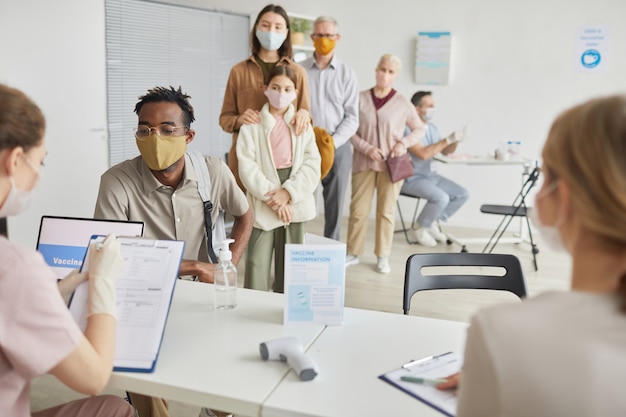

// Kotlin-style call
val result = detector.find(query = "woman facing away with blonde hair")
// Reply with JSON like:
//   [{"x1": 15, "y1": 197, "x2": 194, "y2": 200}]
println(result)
[{"x1": 439, "y1": 94, "x2": 626, "y2": 416}]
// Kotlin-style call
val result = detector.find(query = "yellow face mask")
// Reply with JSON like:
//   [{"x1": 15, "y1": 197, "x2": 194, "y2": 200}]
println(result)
[
  {"x1": 136, "y1": 134, "x2": 187, "y2": 171},
  {"x1": 313, "y1": 37, "x2": 336, "y2": 56}
]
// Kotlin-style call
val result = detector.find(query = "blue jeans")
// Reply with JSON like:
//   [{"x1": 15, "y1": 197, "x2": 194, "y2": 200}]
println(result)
[{"x1": 401, "y1": 174, "x2": 469, "y2": 228}]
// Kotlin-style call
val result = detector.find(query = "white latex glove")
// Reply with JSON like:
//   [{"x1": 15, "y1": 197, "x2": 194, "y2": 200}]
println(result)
[
  {"x1": 445, "y1": 132, "x2": 458, "y2": 145},
  {"x1": 86, "y1": 234, "x2": 123, "y2": 319},
  {"x1": 455, "y1": 128, "x2": 466, "y2": 142},
  {"x1": 57, "y1": 268, "x2": 88, "y2": 297},
  {"x1": 445, "y1": 126, "x2": 467, "y2": 145}
]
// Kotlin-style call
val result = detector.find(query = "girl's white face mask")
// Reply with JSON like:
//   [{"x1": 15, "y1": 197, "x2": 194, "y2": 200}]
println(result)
[
  {"x1": 529, "y1": 181, "x2": 565, "y2": 253},
  {"x1": 264, "y1": 89, "x2": 296, "y2": 110}
]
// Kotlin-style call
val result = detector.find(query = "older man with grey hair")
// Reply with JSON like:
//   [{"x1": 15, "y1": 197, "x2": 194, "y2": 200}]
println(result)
[{"x1": 299, "y1": 16, "x2": 359, "y2": 241}]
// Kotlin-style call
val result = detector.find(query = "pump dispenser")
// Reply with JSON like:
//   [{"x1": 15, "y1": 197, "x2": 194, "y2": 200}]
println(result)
[{"x1": 215, "y1": 239, "x2": 237, "y2": 309}]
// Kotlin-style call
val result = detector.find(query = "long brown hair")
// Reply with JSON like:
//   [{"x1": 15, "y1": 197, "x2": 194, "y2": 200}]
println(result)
[{"x1": 542, "y1": 94, "x2": 626, "y2": 312}]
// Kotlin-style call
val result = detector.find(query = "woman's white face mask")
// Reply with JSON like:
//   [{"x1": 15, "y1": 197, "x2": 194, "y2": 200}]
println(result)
[
  {"x1": 529, "y1": 181, "x2": 565, "y2": 252},
  {"x1": 0, "y1": 154, "x2": 41, "y2": 218}
]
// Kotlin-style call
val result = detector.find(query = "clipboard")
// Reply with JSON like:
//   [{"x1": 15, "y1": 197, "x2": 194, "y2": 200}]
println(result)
[
  {"x1": 379, "y1": 351, "x2": 462, "y2": 417},
  {"x1": 68, "y1": 235, "x2": 185, "y2": 372}
]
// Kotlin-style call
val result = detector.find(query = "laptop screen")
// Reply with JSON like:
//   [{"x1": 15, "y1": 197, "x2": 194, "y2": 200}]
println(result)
[{"x1": 36, "y1": 215, "x2": 144, "y2": 279}]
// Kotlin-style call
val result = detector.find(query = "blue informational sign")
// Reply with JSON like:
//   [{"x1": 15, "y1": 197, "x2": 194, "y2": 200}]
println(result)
[{"x1": 574, "y1": 27, "x2": 610, "y2": 73}]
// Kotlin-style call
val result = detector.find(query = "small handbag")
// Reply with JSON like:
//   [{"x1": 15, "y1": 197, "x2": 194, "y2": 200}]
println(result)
[{"x1": 386, "y1": 153, "x2": 414, "y2": 183}]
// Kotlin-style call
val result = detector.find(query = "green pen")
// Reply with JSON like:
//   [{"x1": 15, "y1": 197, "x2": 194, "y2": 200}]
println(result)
[{"x1": 400, "y1": 375, "x2": 447, "y2": 386}]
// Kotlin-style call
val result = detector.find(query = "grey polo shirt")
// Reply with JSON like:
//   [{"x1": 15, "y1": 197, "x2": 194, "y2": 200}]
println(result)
[{"x1": 94, "y1": 153, "x2": 248, "y2": 263}]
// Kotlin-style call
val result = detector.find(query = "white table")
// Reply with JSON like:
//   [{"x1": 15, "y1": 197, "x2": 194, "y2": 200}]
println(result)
[
  {"x1": 435, "y1": 154, "x2": 534, "y2": 166},
  {"x1": 108, "y1": 281, "x2": 467, "y2": 417},
  {"x1": 435, "y1": 154, "x2": 537, "y2": 250},
  {"x1": 262, "y1": 308, "x2": 467, "y2": 417},
  {"x1": 108, "y1": 280, "x2": 325, "y2": 417}
]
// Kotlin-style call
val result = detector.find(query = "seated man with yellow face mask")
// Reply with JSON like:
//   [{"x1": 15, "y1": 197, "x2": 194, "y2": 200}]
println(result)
[{"x1": 94, "y1": 86, "x2": 254, "y2": 417}]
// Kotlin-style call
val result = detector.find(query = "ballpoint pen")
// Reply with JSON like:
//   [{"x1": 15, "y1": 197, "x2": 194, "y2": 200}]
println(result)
[
  {"x1": 402, "y1": 351, "x2": 453, "y2": 369},
  {"x1": 400, "y1": 375, "x2": 448, "y2": 386}
]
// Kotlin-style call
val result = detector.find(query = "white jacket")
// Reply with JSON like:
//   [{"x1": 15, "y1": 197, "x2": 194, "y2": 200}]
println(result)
[{"x1": 237, "y1": 103, "x2": 321, "y2": 231}]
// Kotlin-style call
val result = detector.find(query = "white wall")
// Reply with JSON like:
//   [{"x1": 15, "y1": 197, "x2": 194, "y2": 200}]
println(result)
[
  {"x1": 0, "y1": 0, "x2": 108, "y2": 247},
  {"x1": 2, "y1": 0, "x2": 626, "y2": 247}
]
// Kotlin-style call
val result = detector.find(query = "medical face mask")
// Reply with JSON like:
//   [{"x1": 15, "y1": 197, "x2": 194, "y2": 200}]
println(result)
[
  {"x1": 529, "y1": 181, "x2": 566, "y2": 252},
  {"x1": 313, "y1": 37, "x2": 336, "y2": 56},
  {"x1": 136, "y1": 134, "x2": 187, "y2": 171},
  {"x1": 0, "y1": 177, "x2": 35, "y2": 217},
  {"x1": 423, "y1": 107, "x2": 436, "y2": 122},
  {"x1": 265, "y1": 89, "x2": 297, "y2": 110},
  {"x1": 0, "y1": 156, "x2": 40, "y2": 217},
  {"x1": 256, "y1": 30, "x2": 287, "y2": 51}
]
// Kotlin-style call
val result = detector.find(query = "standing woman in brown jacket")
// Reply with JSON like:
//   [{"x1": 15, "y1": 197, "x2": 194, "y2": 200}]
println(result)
[{"x1": 220, "y1": 4, "x2": 310, "y2": 189}]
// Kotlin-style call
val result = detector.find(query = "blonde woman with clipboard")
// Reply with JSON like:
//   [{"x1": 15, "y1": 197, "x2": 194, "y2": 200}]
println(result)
[{"x1": 439, "y1": 95, "x2": 626, "y2": 417}]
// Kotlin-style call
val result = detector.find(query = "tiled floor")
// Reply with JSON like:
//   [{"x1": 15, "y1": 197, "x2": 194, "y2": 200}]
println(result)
[{"x1": 30, "y1": 215, "x2": 571, "y2": 416}]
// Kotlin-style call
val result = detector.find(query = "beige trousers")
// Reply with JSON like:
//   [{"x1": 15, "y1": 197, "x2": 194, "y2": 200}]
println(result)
[
  {"x1": 127, "y1": 393, "x2": 231, "y2": 417},
  {"x1": 33, "y1": 395, "x2": 135, "y2": 417},
  {"x1": 347, "y1": 169, "x2": 403, "y2": 257}
]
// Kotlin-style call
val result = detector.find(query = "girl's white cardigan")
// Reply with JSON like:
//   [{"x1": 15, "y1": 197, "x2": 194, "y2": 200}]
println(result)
[{"x1": 236, "y1": 103, "x2": 321, "y2": 231}]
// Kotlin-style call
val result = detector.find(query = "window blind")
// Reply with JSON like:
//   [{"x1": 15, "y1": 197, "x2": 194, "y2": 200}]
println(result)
[{"x1": 105, "y1": 0, "x2": 249, "y2": 166}]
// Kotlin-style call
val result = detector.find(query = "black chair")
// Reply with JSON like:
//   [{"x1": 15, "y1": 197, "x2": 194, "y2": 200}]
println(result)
[
  {"x1": 403, "y1": 253, "x2": 527, "y2": 315},
  {"x1": 395, "y1": 192, "x2": 422, "y2": 244},
  {"x1": 480, "y1": 166, "x2": 541, "y2": 271}
]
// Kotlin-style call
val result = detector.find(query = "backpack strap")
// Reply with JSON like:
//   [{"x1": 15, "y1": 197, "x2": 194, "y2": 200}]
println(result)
[{"x1": 187, "y1": 150, "x2": 218, "y2": 263}]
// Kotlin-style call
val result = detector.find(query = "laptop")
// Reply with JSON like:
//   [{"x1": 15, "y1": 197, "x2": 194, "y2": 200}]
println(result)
[{"x1": 36, "y1": 215, "x2": 144, "y2": 280}]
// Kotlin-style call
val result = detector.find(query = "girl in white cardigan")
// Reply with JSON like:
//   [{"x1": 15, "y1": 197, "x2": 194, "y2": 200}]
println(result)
[{"x1": 237, "y1": 66, "x2": 321, "y2": 293}]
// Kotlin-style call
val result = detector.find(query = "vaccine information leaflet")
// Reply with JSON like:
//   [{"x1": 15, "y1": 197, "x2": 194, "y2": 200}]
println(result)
[{"x1": 284, "y1": 234, "x2": 346, "y2": 325}]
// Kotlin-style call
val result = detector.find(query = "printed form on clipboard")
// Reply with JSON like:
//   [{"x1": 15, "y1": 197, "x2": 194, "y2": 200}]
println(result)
[
  {"x1": 68, "y1": 235, "x2": 185, "y2": 373},
  {"x1": 379, "y1": 351, "x2": 463, "y2": 417}
]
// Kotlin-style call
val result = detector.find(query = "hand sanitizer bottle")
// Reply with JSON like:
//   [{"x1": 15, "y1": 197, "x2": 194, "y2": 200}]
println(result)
[{"x1": 215, "y1": 239, "x2": 237, "y2": 310}]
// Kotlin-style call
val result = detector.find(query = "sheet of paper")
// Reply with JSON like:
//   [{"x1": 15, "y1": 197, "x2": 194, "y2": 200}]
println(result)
[
  {"x1": 380, "y1": 352, "x2": 462, "y2": 417},
  {"x1": 284, "y1": 233, "x2": 346, "y2": 325},
  {"x1": 69, "y1": 236, "x2": 185, "y2": 372}
]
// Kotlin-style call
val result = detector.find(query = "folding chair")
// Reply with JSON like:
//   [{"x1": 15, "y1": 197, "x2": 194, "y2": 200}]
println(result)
[
  {"x1": 395, "y1": 191, "x2": 421, "y2": 244},
  {"x1": 480, "y1": 166, "x2": 541, "y2": 271},
  {"x1": 403, "y1": 253, "x2": 527, "y2": 315}
]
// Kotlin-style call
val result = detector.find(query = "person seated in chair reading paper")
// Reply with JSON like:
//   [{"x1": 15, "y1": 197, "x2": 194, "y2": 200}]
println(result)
[
  {"x1": 402, "y1": 91, "x2": 469, "y2": 247},
  {"x1": 94, "y1": 85, "x2": 254, "y2": 417}
]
